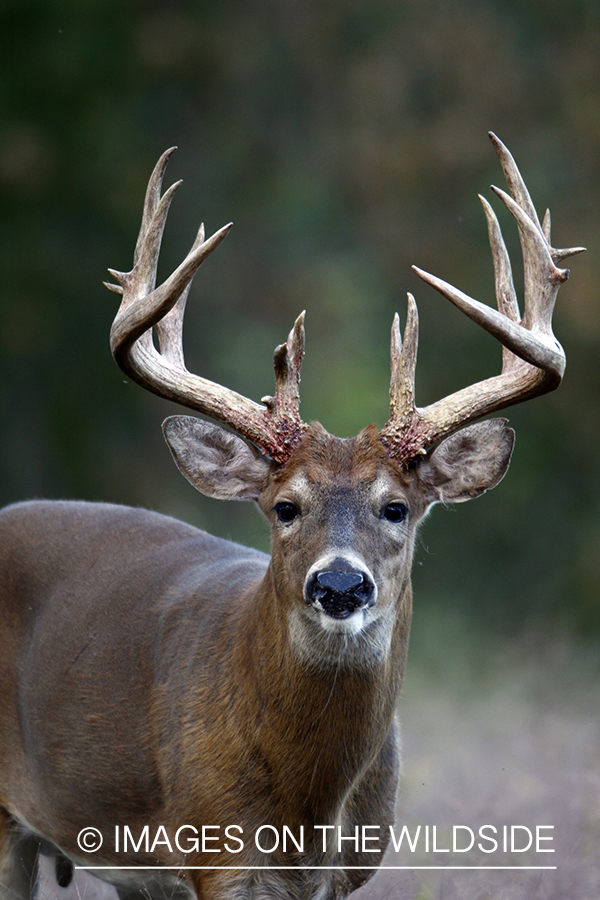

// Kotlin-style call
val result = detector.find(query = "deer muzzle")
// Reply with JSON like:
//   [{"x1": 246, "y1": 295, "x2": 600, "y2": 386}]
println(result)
[{"x1": 305, "y1": 557, "x2": 376, "y2": 619}]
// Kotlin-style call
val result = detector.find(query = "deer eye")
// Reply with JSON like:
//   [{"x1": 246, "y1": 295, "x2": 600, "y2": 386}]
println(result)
[
  {"x1": 274, "y1": 502, "x2": 300, "y2": 523},
  {"x1": 382, "y1": 502, "x2": 409, "y2": 523}
]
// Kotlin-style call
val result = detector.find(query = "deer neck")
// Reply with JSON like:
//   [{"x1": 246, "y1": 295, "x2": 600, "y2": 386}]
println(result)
[{"x1": 233, "y1": 565, "x2": 412, "y2": 822}]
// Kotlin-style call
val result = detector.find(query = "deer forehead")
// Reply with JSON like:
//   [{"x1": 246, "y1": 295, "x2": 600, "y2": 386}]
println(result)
[
  {"x1": 269, "y1": 469, "x2": 409, "y2": 510},
  {"x1": 275, "y1": 422, "x2": 389, "y2": 474}
]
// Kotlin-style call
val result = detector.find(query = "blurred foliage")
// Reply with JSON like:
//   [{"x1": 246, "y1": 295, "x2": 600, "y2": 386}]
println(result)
[{"x1": 0, "y1": 0, "x2": 599, "y2": 635}]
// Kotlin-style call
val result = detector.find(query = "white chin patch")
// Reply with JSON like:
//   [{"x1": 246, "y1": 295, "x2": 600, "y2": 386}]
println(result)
[
  {"x1": 288, "y1": 604, "x2": 392, "y2": 667},
  {"x1": 315, "y1": 606, "x2": 368, "y2": 635}
]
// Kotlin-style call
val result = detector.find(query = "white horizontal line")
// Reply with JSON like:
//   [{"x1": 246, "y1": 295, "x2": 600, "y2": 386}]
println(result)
[{"x1": 76, "y1": 865, "x2": 557, "y2": 871}]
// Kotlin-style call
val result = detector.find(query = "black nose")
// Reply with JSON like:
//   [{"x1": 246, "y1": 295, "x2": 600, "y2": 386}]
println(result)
[{"x1": 305, "y1": 563, "x2": 375, "y2": 619}]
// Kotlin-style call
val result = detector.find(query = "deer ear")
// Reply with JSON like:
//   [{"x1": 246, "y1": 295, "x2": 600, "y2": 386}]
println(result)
[
  {"x1": 162, "y1": 416, "x2": 272, "y2": 501},
  {"x1": 416, "y1": 419, "x2": 515, "y2": 506}
]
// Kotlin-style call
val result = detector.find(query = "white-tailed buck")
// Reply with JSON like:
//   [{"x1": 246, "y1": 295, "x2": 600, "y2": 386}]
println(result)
[{"x1": 0, "y1": 134, "x2": 584, "y2": 900}]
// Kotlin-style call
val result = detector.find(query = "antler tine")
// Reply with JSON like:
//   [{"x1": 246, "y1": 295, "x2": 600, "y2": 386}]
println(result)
[
  {"x1": 263, "y1": 311, "x2": 305, "y2": 420},
  {"x1": 479, "y1": 193, "x2": 521, "y2": 374},
  {"x1": 134, "y1": 146, "x2": 178, "y2": 269},
  {"x1": 479, "y1": 194, "x2": 520, "y2": 322},
  {"x1": 107, "y1": 150, "x2": 309, "y2": 464},
  {"x1": 541, "y1": 208, "x2": 585, "y2": 263},
  {"x1": 380, "y1": 133, "x2": 584, "y2": 465},
  {"x1": 152, "y1": 221, "x2": 206, "y2": 371},
  {"x1": 379, "y1": 298, "x2": 421, "y2": 460},
  {"x1": 490, "y1": 184, "x2": 565, "y2": 337},
  {"x1": 388, "y1": 295, "x2": 418, "y2": 427},
  {"x1": 490, "y1": 132, "x2": 586, "y2": 265},
  {"x1": 410, "y1": 263, "x2": 565, "y2": 376},
  {"x1": 488, "y1": 132, "x2": 542, "y2": 233}
]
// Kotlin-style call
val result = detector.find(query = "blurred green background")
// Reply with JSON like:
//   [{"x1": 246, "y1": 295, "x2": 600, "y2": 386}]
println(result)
[{"x1": 1, "y1": 0, "x2": 598, "y2": 637}]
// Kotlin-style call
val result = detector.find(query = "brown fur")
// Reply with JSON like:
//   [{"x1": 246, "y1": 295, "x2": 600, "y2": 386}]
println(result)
[{"x1": 0, "y1": 419, "x2": 513, "y2": 900}]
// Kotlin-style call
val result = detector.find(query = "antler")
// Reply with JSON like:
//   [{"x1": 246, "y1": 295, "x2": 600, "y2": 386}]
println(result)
[
  {"x1": 379, "y1": 132, "x2": 585, "y2": 464},
  {"x1": 107, "y1": 137, "x2": 583, "y2": 469},
  {"x1": 106, "y1": 148, "x2": 309, "y2": 464}
]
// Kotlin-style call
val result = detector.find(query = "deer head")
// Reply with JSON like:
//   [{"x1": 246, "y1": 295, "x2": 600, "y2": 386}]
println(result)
[{"x1": 105, "y1": 134, "x2": 583, "y2": 658}]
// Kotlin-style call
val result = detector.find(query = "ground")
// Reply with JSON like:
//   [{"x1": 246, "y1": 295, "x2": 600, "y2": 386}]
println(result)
[{"x1": 33, "y1": 618, "x2": 599, "y2": 900}]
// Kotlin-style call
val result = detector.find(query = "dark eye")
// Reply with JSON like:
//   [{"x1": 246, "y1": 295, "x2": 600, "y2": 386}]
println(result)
[
  {"x1": 382, "y1": 502, "x2": 409, "y2": 523},
  {"x1": 274, "y1": 502, "x2": 300, "y2": 523}
]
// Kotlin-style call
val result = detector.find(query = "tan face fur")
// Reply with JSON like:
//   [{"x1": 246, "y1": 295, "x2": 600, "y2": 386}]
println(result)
[
  {"x1": 163, "y1": 416, "x2": 514, "y2": 667},
  {"x1": 257, "y1": 425, "x2": 423, "y2": 665}
]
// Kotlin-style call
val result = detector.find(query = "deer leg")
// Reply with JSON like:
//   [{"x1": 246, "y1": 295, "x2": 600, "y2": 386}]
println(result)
[
  {"x1": 0, "y1": 808, "x2": 40, "y2": 900},
  {"x1": 54, "y1": 854, "x2": 73, "y2": 889}
]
